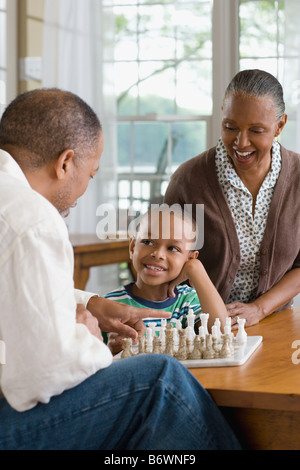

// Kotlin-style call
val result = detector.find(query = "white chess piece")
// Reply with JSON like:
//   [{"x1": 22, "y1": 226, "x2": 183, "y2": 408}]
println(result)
[
  {"x1": 186, "y1": 308, "x2": 195, "y2": 341},
  {"x1": 236, "y1": 317, "x2": 247, "y2": 344},
  {"x1": 213, "y1": 318, "x2": 222, "y2": 341},
  {"x1": 145, "y1": 326, "x2": 154, "y2": 352},
  {"x1": 200, "y1": 313, "x2": 209, "y2": 336},
  {"x1": 224, "y1": 317, "x2": 234, "y2": 339}
]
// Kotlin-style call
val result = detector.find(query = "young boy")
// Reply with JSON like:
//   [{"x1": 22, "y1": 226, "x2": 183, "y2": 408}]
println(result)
[{"x1": 105, "y1": 205, "x2": 228, "y2": 353}]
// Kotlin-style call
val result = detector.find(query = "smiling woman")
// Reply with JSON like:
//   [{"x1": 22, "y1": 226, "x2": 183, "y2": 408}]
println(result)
[{"x1": 165, "y1": 69, "x2": 300, "y2": 329}]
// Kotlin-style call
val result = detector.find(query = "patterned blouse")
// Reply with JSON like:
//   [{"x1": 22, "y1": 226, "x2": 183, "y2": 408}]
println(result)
[{"x1": 215, "y1": 138, "x2": 281, "y2": 303}]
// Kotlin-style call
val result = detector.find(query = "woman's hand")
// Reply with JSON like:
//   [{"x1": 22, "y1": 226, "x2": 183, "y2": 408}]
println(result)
[{"x1": 226, "y1": 301, "x2": 264, "y2": 329}]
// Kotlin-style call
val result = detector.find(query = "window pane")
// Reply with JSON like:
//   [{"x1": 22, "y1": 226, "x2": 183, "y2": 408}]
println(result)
[
  {"x1": 114, "y1": 6, "x2": 137, "y2": 61},
  {"x1": 239, "y1": 57, "x2": 283, "y2": 81},
  {"x1": 172, "y1": 121, "x2": 207, "y2": 168},
  {"x1": 176, "y1": 60, "x2": 212, "y2": 115},
  {"x1": 115, "y1": 62, "x2": 138, "y2": 115},
  {"x1": 174, "y1": 2, "x2": 212, "y2": 60},
  {"x1": 239, "y1": 1, "x2": 281, "y2": 58},
  {"x1": 0, "y1": 11, "x2": 6, "y2": 69},
  {"x1": 138, "y1": 5, "x2": 176, "y2": 61},
  {"x1": 117, "y1": 122, "x2": 131, "y2": 169},
  {"x1": 0, "y1": 0, "x2": 6, "y2": 11},
  {"x1": 133, "y1": 122, "x2": 169, "y2": 171},
  {"x1": 139, "y1": 61, "x2": 176, "y2": 114}
]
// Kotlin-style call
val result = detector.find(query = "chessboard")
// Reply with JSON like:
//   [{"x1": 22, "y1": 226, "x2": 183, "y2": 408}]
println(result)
[{"x1": 113, "y1": 313, "x2": 263, "y2": 368}]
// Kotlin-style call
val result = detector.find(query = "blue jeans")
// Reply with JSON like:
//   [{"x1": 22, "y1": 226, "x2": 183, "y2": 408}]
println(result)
[{"x1": 0, "y1": 354, "x2": 240, "y2": 450}]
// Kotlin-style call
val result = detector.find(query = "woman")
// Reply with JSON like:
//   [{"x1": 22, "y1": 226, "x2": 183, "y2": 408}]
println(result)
[{"x1": 164, "y1": 69, "x2": 300, "y2": 327}]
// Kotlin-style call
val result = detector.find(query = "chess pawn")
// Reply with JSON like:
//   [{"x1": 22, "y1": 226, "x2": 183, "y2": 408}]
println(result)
[
  {"x1": 212, "y1": 318, "x2": 222, "y2": 341},
  {"x1": 164, "y1": 330, "x2": 175, "y2": 357},
  {"x1": 236, "y1": 317, "x2": 247, "y2": 344},
  {"x1": 152, "y1": 335, "x2": 162, "y2": 354},
  {"x1": 145, "y1": 326, "x2": 153, "y2": 352},
  {"x1": 220, "y1": 334, "x2": 233, "y2": 358},
  {"x1": 175, "y1": 329, "x2": 188, "y2": 360},
  {"x1": 199, "y1": 336, "x2": 206, "y2": 355},
  {"x1": 212, "y1": 336, "x2": 220, "y2": 358},
  {"x1": 198, "y1": 325, "x2": 205, "y2": 339},
  {"x1": 189, "y1": 336, "x2": 202, "y2": 359},
  {"x1": 203, "y1": 334, "x2": 215, "y2": 359},
  {"x1": 224, "y1": 317, "x2": 234, "y2": 340},
  {"x1": 138, "y1": 335, "x2": 145, "y2": 354},
  {"x1": 121, "y1": 338, "x2": 134, "y2": 358}
]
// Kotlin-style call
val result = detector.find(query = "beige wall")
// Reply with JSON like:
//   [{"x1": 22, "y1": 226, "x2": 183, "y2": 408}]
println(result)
[{"x1": 18, "y1": 0, "x2": 44, "y2": 93}]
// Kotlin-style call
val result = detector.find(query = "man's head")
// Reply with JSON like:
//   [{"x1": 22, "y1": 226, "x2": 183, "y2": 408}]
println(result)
[{"x1": 0, "y1": 89, "x2": 103, "y2": 217}]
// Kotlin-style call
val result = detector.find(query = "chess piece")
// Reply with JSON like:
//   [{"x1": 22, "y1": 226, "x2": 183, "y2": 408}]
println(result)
[
  {"x1": 203, "y1": 334, "x2": 215, "y2": 359},
  {"x1": 212, "y1": 318, "x2": 222, "y2": 341},
  {"x1": 198, "y1": 326, "x2": 205, "y2": 339},
  {"x1": 188, "y1": 336, "x2": 202, "y2": 359},
  {"x1": 219, "y1": 334, "x2": 233, "y2": 358},
  {"x1": 145, "y1": 326, "x2": 154, "y2": 352},
  {"x1": 175, "y1": 329, "x2": 188, "y2": 360},
  {"x1": 200, "y1": 313, "x2": 209, "y2": 336},
  {"x1": 164, "y1": 323, "x2": 175, "y2": 356},
  {"x1": 121, "y1": 338, "x2": 134, "y2": 358},
  {"x1": 236, "y1": 317, "x2": 247, "y2": 344},
  {"x1": 138, "y1": 335, "x2": 145, "y2": 354},
  {"x1": 212, "y1": 336, "x2": 220, "y2": 358},
  {"x1": 152, "y1": 335, "x2": 162, "y2": 354},
  {"x1": 186, "y1": 308, "x2": 195, "y2": 341}
]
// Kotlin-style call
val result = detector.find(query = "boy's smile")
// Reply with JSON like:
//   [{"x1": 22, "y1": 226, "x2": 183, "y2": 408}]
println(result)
[{"x1": 129, "y1": 210, "x2": 198, "y2": 301}]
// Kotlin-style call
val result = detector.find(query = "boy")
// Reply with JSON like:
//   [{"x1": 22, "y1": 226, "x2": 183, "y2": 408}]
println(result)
[{"x1": 105, "y1": 205, "x2": 228, "y2": 353}]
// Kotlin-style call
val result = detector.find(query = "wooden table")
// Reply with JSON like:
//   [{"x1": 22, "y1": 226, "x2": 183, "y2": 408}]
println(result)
[
  {"x1": 190, "y1": 307, "x2": 300, "y2": 450},
  {"x1": 70, "y1": 234, "x2": 134, "y2": 290}
]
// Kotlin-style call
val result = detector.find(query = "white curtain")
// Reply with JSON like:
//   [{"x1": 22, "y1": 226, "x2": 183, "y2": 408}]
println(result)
[
  {"x1": 282, "y1": 0, "x2": 300, "y2": 154},
  {"x1": 42, "y1": 0, "x2": 117, "y2": 234},
  {"x1": 42, "y1": 0, "x2": 119, "y2": 295}
]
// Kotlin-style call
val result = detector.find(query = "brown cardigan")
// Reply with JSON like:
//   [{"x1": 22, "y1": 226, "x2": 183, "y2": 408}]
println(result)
[{"x1": 164, "y1": 145, "x2": 300, "y2": 307}]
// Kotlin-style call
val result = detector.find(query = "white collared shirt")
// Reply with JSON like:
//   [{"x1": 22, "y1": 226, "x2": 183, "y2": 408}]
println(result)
[
  {"x1": 215, "y1": 139, "x2": 281, "y2": 303},
  {"x1": 0, "y1": 150, "x2": 112, "y2": 412}
]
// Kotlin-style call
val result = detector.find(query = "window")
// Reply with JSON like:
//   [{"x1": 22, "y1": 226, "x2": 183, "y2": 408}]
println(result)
[
  {"x1": 238, "y1": 0, "x2": 300, "y2": 151},
  {"x1": 104, "y1": 0, "x2": 213, "y2": 214},
  {"x1": 104, "y1": 0, "x2": 299, "y2": 213},
  {"x1": 0, "y1": 0, "x2": 17, "y2": 117}
]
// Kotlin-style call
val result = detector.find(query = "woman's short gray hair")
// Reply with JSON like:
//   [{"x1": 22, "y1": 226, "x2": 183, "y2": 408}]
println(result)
[{"x1": 223, "y1": 69, "x2": 286, "y2": 121}]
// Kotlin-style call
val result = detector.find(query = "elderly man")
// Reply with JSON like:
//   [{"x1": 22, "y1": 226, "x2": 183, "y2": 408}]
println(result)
[{"x1": 0, "y1": 89, "x2": 239, "y2": 450}]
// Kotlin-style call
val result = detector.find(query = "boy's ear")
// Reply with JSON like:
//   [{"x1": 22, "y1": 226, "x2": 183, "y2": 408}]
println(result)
[
  {"x1": 188, "y1": 250, "x2": 199, "y2": 260},
  {"x1": 129, "y1": 236, "x2": 136, "y2": 260}
]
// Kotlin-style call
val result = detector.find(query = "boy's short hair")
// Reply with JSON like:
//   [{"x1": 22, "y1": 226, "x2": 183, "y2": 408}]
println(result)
[{"x1": 133, "y1": 203, "x2": 198, "y2": 251}]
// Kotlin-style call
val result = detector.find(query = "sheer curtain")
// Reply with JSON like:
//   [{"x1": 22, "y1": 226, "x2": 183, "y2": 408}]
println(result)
[
  {"x1": 42, "y1": 0, "x2": 119, "y2": 294},
  {"x1": 42, "y1": 0, "x2": 117, "y2": 234}
]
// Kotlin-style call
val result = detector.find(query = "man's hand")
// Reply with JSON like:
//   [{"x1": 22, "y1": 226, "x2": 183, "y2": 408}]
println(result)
[
  {"x1": 86, "y1": 296, "x2": 171, "y2": 342},
  {"x1": 76, "y1": 304, "x2": 103, "y2": 340}
]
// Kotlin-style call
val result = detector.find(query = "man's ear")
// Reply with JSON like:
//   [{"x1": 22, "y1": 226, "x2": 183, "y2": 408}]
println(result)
[
  {"x1": 188, "y1": 250, "x2": 199, "y2": 260},
  {"x1": 53, "y1": 149, "x2": 75, "y2": 180},
  {"x1": 129, "y1": 236, "x2": 136, "y2": 260}
]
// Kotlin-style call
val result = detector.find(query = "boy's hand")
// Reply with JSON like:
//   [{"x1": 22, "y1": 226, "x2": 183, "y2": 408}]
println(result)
[{"x1": 167, "y1": 259, "x2": 202, "y2": 298}]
